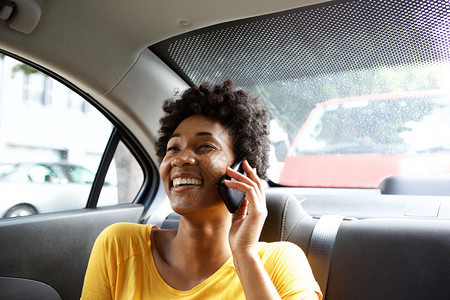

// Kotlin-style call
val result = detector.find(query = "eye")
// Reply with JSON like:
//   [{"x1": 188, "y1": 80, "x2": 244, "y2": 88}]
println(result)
[
  {"x1": 166, "y1": 146, "x2": 179, "y2": 152},
  {"x1": 200, "y1": 144, "x2": 214, "y2": 149},
  {"x1": 198, "y1": 144, "x2": 216, "y2": 151}
]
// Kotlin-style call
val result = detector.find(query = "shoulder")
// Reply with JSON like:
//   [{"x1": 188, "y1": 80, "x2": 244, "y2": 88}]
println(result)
[
  {"x1": 257, "y1": 241, "x2": 306, "y2": 258},
  {"x1": 95, "y1": 222, "x2": 157, "y2": 250},
  {"x1": 257, "y1": 242, "x2": 322, "y2": 299},
  {"x1": 98, "y1": 222, "x2": 153, "y2": 238},
  {"x1": 257, "y1": 241, "x2": 311, "y2": 274}
]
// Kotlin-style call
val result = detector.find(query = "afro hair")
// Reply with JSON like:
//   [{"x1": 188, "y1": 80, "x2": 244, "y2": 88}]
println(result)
[{"x1": 155, "y1": 80, "x2": 270, "y2": 179}]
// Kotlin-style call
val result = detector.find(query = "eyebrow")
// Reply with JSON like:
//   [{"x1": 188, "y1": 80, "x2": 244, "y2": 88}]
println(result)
[
  {"x1": 169, "y1": 131, "x2": 213, "y2": 140},
  {"x1": 196, "y1": 132, "x2": 213, "y2": 137}
]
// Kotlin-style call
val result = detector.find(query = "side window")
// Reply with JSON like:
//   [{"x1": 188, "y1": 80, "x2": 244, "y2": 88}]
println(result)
[
  {"x1": 0, "y1": 55, "x2": 144, "y2": 218},
  {"x1": 98, "y1": 141, "x2": 144, "y2": 206}
]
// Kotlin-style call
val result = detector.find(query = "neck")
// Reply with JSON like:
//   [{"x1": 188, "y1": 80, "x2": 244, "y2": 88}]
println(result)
[
  {"x1": 173, "y1": 215, "x2": 232, "y2": 262},
  {"x1": 151, "y1": 208, "x2": 234, "y2": 290}
]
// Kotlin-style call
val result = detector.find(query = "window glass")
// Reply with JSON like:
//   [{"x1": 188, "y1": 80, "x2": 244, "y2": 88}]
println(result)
[
  {"x1": 293, "y1": 94, "x2": 450, "y2": 156},
  {"x1": 0, "y1": 55, "x2": 142, "y2": 218},
  {"x1": 66, "y1": 165, "x2": 96, "y2": 184},
  {"x1": 0, "y1": 163, "x2": 17, "y2": 178},
  {"x1": 259, "y1": 67, "x2": 450, "y2": 188},
  {"x1": 152, "y1": 0, "x2": 450, "y2": 188},
  {"x1": 98, "y1": 141, "x2": 144, "y2": 206}
]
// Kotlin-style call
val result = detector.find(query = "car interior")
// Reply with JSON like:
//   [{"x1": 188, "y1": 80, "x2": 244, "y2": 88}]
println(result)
[{"x1": 1, "y1": 0, "x2": 450, "y2": 299}]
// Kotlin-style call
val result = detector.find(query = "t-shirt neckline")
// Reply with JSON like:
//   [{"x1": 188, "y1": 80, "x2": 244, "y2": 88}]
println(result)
[{"x1": 148, "y1": 226, "x2": 234, "y2": 296}]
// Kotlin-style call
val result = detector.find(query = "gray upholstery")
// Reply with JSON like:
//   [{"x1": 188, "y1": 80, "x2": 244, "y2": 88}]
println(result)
[
  {"x1": 0, "y1": 205, "x2": 144, "y2": 300},
  {"x1": 0, "y1": 277, "x2": 62, "y2": 300},
  {"x1": 379, "y1": 175, "x2": 450, "y2": 196},
  {"x1": 161, "y1": 192, "x2": 450, "y2": 300},
  {"x1": 326, "y1": 218, "x2": 450, "y2": 300},
  {"x1": 161, "y1": 212, "x2": 181, "y2": 229},
  {"x1": 161, "y1": 192, "x2": 315, "y2": 250},
  {"x1": 260, "y1": 192, "x2": 316, "y2": 254}
]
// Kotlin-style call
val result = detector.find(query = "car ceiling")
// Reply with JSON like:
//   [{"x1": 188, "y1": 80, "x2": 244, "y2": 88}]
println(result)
[{"x1": 0, "y1": 0, "x2": 330, "y2": 96}]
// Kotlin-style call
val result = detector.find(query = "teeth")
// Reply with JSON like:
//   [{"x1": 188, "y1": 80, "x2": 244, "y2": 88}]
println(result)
[{"x1": 173, "y1": 178, "x2": 201, "y2": 188}]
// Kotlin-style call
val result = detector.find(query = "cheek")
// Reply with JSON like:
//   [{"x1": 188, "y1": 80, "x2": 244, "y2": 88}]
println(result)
[
  {"x1": 159, "y1": 159, "x2": 170, "y2": 183},
  {"x1": 201, "y1": 153, "x2": 233, "y2": 182}
]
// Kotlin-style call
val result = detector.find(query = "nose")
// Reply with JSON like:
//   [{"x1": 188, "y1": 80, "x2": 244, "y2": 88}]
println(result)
[{"x1": 171, "y1": 150, "x2": 196, "y2": 167}]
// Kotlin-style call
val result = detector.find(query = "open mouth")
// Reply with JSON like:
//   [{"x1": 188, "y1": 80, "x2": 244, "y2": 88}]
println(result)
[{"x1": 172, "y1": 177, "x2": 202, "y2": 188}]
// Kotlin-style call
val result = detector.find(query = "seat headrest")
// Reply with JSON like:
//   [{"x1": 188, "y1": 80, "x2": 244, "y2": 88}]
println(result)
[
  {"x1": 379, "y1": 175, "x2": 450, "y2": 196},
  {"x1": 161, "y1": 192, "x2": 311, "y2": 243},
  {"x1": 260, "y1": 192, "x2": 309, "y2": 242}
]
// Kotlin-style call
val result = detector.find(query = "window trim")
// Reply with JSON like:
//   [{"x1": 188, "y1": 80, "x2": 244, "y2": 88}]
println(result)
[{"x1": 86, "y1": 128, "x2": 120, "y2": 208}]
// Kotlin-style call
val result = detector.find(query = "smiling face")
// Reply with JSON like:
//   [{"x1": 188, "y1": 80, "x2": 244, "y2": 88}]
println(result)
[{"x1": 159, "y1": 115, "x2": 236, "y2": 217}]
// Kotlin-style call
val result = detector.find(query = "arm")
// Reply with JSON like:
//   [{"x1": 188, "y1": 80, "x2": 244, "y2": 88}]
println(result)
[
  {"x1": 226, "y1": 161, "x2": 320, "y2": 300},
  {"x1": 233, "y1": 239, "x2": 320, "y2": 300},
  {"x1": 225, "y1": 160, "x2": 279, "y2": 299},
  {"x1": 232, "y1": 245, "x2": 281, "y2": 299}
]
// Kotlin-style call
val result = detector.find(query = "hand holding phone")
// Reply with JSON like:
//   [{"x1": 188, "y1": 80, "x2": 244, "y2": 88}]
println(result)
[{"x1": 217, "y1": 159, "x2": 247, "y2": 213}]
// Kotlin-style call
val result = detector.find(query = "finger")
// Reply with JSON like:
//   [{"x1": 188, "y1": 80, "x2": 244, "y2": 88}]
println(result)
[
  {"x1": 224, "y1": 179, "x2": 264, "y2": 215},
  {"x1": 226, "y1": 165, "x2": 250, "y2": 182},
  {"x1": 226, "y1": 161, "x2": 262, "y2": 197},
  {"x1": 224, "y1": 179, "x2": 259, "y2": 200},
  {"x1": 226, "y1": 167, "x2": 261, "y2": 198},
  {"x1": 225, "y1": 160, "x2": 266, "y2": 208},
  {"x1": 239, "y1": 160, "x2": 265, "y2": 206},
  {"x1": 242, "y1": 160, "x2": 264, "y2": 197},
  {"x1": 233, "y1": 199, "x2": 248, "y2": 223}
]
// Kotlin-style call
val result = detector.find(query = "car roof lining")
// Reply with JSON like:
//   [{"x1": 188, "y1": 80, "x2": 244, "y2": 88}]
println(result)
[{"x1": 0, "y1": 0, "x2": 329, "y2": 97}]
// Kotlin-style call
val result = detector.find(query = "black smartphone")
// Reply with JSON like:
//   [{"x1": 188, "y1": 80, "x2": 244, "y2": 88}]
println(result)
[{"x1": 217, "y1": 159, "x2": 247, "y2": 213}]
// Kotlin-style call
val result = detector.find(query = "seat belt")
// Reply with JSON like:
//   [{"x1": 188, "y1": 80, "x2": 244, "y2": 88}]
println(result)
[{"x1": 307, "y1": 215, "x2": 344, "y2": 299}]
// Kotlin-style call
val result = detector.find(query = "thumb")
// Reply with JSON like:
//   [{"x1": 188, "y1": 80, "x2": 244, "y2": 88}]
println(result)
[{"x1": 232, "y1": 199, "x2": 248, "y2": 223}]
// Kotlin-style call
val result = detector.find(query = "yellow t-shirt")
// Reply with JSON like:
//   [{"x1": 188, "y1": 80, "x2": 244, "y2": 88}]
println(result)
[{"x1": 81, "y1": 223, "x2": 322, "y2": 300}]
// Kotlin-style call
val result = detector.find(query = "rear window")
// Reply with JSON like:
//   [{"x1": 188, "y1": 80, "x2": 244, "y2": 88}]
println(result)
[
  {"x1": 151, "y1": 0, "x2": 450, "y2": 188},
  {"x1": 294, "y1": 93, "x2": 450, "y2": 156}
]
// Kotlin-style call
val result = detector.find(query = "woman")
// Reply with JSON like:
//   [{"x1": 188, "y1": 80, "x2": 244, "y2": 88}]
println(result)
[{"x1": 81, "y1": 80, "x2": 322, "y2": 299}]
